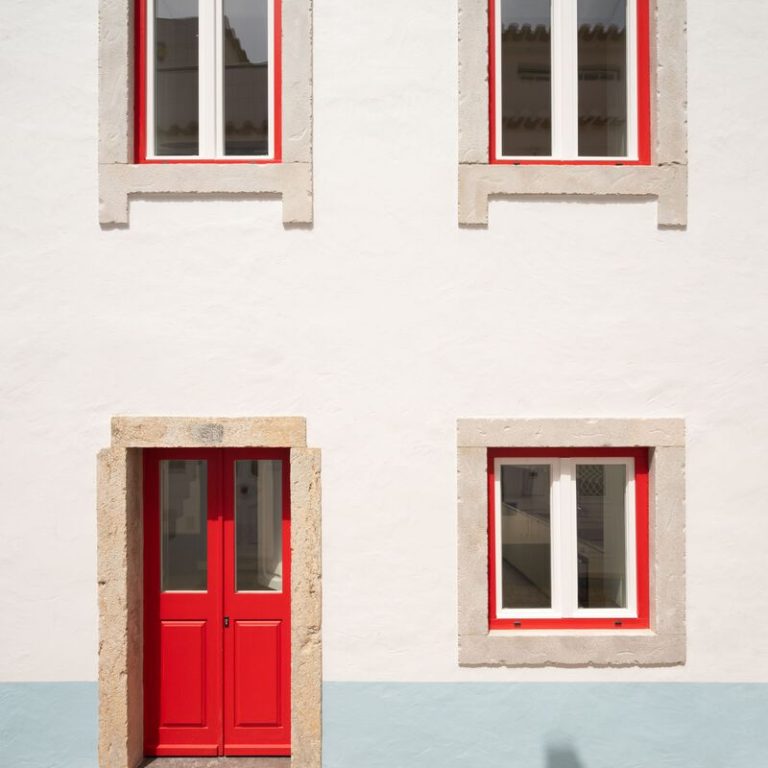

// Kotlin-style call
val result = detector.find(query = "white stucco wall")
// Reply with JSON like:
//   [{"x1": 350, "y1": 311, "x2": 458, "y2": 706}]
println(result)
[{"x1": 1, "y1": 0, "x2": 767, "y2": 687}]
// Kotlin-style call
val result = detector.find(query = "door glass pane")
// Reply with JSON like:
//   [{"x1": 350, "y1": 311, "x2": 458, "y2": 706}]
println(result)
[
  {"x1": 223, "y1": 0, "x2": 270, "y2": 156},
  {"x1": 154, "y1": 0, "x2": 199, "y2": 156},
  {"x1": 576, "y1": 464, "x2": 627, "y2": 608},
  {"x1": 499, "y1": 0, "x2": 552, "y2": 157},
  {"x1": 499, "y1": 464, "x2": 552, "y2": 608},
  {"x1": 160, "y1": 460, "x2": 207, "y2": 591},
  {"x1": 235, "y1": 460, "x2": 283, "y2": 591},
  {"x1": 578, "y1": 0, "x2": 628, "y2": 156}
]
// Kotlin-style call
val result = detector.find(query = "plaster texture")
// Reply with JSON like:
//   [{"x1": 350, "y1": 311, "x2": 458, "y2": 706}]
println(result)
[
  {"x1": 458, "y1": 0, "x2": 688, "y2": 226},
  {"x1": 457, "y1": 419, "x2": 685, "y2": 667},
  {"x1": 96, "y1": 418, "x2": 321, "y2": 768},
  {"x1": 2, "y1": 0, "x2": 768, "y2": 695},
  {"x1": 98, "y1": 0, "x2": 313, "y2": 224}
]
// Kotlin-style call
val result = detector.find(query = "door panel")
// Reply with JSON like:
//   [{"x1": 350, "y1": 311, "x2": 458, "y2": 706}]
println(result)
[
  {"x1": 144, "y1": 448, "x2": 290, "y2": 757},
  {"x1": 223, "y1": 452, "x2": 291, "y2": 755},
  {"x1": 144, "y1": 451, "x2": 223, "y2": 756},
  {"x1": 159, "y1": 621, "x2": 208, "y2": 727},
  {"x1": 233, "y1": 620, "x2": 281, "y2": 726}
]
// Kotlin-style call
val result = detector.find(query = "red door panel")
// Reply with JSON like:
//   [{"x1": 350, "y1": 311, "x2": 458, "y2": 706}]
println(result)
[
  {"x1": 144, "y1": 449, "x2": 223, "y2": 756},
  {"x1": 159, "y1": 621, "x2": 208, "y2": 727},
  {"x1": 144, "y1": 448, "x2": 290, "y2": 758},
  {"x1": 223, "y1": 449, "x2": 291, "y2": 755},
  {"x1": 233, "y1": 621, "x2": 281, "y2": 726}
]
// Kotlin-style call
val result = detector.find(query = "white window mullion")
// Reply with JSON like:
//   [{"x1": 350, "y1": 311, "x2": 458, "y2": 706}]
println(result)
[
  {"x1": 624, "y1": 459, "x2": 638, "y2": 616},
  {"x1": 626, "y1": 0, "x2": 638, "y2": 160},
  {"x1": 214, "y1": 0, "x2": 224, "y2": 157},
  {"x1": 553, "y1": 0, "x2": 579, "y2": 159},
  {"x1": 559, "y1": 459, "x2": 578, "y2": 617},
  {"x1": 267, "y1": 0, "x2": 275, "y2": 159},
  {"x1": 198, "y1": 0, "x2": 217, "y2": 158},
  {"x1": 146, "y1": 0, "x2": 157, "y2": 157},
  {"x1": 549, "y1": 459, "x2": 563, "y2": 616}
]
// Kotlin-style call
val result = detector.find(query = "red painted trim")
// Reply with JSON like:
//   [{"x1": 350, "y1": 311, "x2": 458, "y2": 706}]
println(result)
[
  {"x1": 135, "y1": 0, "x2": 283, "y2": 164},
  {"x1": 488, "y1": 0, "x2": 497, "y2": 167},
  {"x1": 144, "y1": 448, "x2": 292, "y2": 757},
  {"x1": 143, "y1": 448, "x2": 224, "y2": 754},
  {"x1": 489, "y1": 0, "x2": 651, "y2": 165},
  {"x1": 135, "y1": 0, "x2": 147, "y2": 163},
  {"x1": 635, "y1": 0, "x2": 651, "y2": 164},
  {"x1": 222, "y1": 448, "x2": 291, "y2": 755},
  {"x1": 488, "y1": 447, "x2": 650, "y2": 630}
]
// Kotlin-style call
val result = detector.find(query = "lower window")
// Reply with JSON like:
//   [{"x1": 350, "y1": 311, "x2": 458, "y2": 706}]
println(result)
[{"x1": 489, "y1": 448, "x2": 649, "y2": 629}]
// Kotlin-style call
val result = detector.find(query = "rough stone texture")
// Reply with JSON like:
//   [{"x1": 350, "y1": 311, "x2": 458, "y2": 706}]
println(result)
[
  {"x1": 458, "y1": 417, "x2": 685, "y2": 448},
  {"x1": 456, "y1": 418, "x2": 686, "y2": 667},
  {"x1": 99, "y1": 163, "x2": 313, "y2": 226},
  {"x1": 98, "y1": 0, "x2": 312, "y2": 224},
  {"x1": 97, "y1": 418, "x2": 321, "y2": 768},
  {"x1": 458, "y1": 164, "x2": 687, "y2": 227},
  {"x1": 290, "y1": 449, "x2": 322, "y2": 768},
  {"x1": 111, "y1": 416, "x2": 307, "y2": 449},
  {"x1": 457, "y1": 0, "x2": 488, "y2": 164},
  {"x1": 98, "y1": 448, "x2": 143, "y2": 768},
  {"x1": 282, "y1": 0, "x2": 313, "y2": 164},
  {"x1": 457, "y1": 0, "x2": 688, "y2": 227}
]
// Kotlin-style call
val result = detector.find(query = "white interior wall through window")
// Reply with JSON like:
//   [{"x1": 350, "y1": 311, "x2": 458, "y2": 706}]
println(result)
[
  {"x1": 495, "y1": 0, "x2": 638, "y2": 161},
  {"x1": 147, "y1": 0, "x2": 275, "y2": 160},
  {"x1": 493, "y1": 457, "x2": 637, "y2": 620}
]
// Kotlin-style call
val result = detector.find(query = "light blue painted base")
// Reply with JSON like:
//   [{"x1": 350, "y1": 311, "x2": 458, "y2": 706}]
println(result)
[
  {"x1": 0, "y1": 682, "x2": 97, "y2": 768},
  {"x1": 324, "y1": 683, "x2": 768, "y2": 768},
  {"x1": 2, "y1": 682, "x2": 767, "y2": 768}
]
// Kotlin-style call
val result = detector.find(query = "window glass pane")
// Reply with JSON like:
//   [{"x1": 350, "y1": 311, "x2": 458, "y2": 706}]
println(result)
[
  {"x1": 154, "y1": 0, "x2": 199, "y2": 155},
  {"x1": 577, "y1": 0, "x2": 628, "y2": 156},
  {"x1": 223, "y1": 0, "x2": 270, "y2": 156},
  {"x1": 500, "y1": 464, "x2": 552, "y2": 608},
  {"x1": 161, "y1": 460, "x2": 207, "y2": 591},
  {"x1": 576, "y1": 464, "x2": 627, "y2": 608},
  {"x1": 235, "y1": 460, "x2": 283, "y2": 591},
  {"x1": 499, "y1": 0, "x2": 552, "y2": 157}
]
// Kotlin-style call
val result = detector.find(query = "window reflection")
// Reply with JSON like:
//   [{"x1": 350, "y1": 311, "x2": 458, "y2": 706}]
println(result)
[
  {"x1": 500, "y1": 464, "x2": 552, "y2": 608},
  {"x1": 235, "y1": 460, "x2": 283, "y2": 592},
  {"x1": 577, "y1": 0, "x2": 628, "y2": 156},
  {"x1": 499, "y1": 0, "x2": 552, "y2": 157},
  {"x1": 223, "y1": 0, "x2": 270, "y2": 156},
  {"x1": 154, "y1": 0, "x2": 199, "y2": 155}
]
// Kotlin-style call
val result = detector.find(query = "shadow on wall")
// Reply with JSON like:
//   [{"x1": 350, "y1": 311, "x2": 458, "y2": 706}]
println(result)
[{"x1": 546, "y1": 741, "x2": 585, "y2": 768}]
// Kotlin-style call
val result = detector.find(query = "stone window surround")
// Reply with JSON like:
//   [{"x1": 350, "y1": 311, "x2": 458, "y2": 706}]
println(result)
[
  {"x1": 458, "y1": 0, "x2": 688, "y2": 228},
  {"x1": 457, "y1": 418, "x2": 686, "y2": 667},
  {"x1": 98, "y1": 0, "x2": 313, "y2": 226},
  {"x1": 97, "y1": 417, "x2": 321, "y2": 768}
]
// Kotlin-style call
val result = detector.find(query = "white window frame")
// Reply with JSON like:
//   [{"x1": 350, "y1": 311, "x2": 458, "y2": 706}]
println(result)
[
  {"x1": 494, "y1": 0, "x2": 638, "y2": 162},
  {"x1": 146, "y1": 0, "x2": 276, "y2": 160},
  {"x1": 493, "y1": 456, "x2": 637, "y2": 621}
]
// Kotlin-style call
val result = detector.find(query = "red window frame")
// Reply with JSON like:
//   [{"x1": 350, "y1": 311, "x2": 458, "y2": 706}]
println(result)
[
  {"x1": 488, "y1": 447, "x2": 650, "y2": 630},
  {"x1": 135, "y1": 0, "x2": 283, "y2": 164},
  {"x1": 488, "y1": 0, "x2": 651, "y2": 166}
]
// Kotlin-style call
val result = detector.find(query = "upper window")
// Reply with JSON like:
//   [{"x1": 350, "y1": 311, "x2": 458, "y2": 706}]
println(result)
[
  {"x1": 489, "y1": 447, "x2": 649, "y2": 630},
  {"x1": 490, "y1": 0, "x2": 650, "y2": 163},
  {"x1": 137, "y1": 0, "x2": 280, "y2": 162}
]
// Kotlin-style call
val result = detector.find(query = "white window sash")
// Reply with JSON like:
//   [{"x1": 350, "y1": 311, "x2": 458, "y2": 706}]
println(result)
[
  {"x1": 493, "y1": 456, "x2": 638, "y2": 621},
  {"x1": 494, "y1": 458, "x2": 562, "y2": 620},
  {"x1": 494, "y1": 0, "x2": 639, "y2": 162},
  {"x1": 146, "y1": 0, "x2": 275, "y2": 160}
]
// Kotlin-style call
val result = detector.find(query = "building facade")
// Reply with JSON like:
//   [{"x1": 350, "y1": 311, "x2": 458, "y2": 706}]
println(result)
[{"x1": 2, "y1": 0, "x2": 768, "y2": 766}]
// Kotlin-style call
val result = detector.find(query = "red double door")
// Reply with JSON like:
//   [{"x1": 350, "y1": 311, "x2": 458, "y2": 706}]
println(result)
[{"x1": 143, "y1": 448, "x2": 291, "y2": 757}]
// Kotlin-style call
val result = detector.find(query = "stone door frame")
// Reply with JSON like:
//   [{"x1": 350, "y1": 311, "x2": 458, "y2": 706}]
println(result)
[{"x1": 97, "y1": 417, "x2": 321, "y2": 768}]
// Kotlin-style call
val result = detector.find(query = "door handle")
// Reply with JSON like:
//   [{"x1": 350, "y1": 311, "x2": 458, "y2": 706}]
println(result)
[{"x1": 224, "y1": 616, "x2": 230, "y2": 628}]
